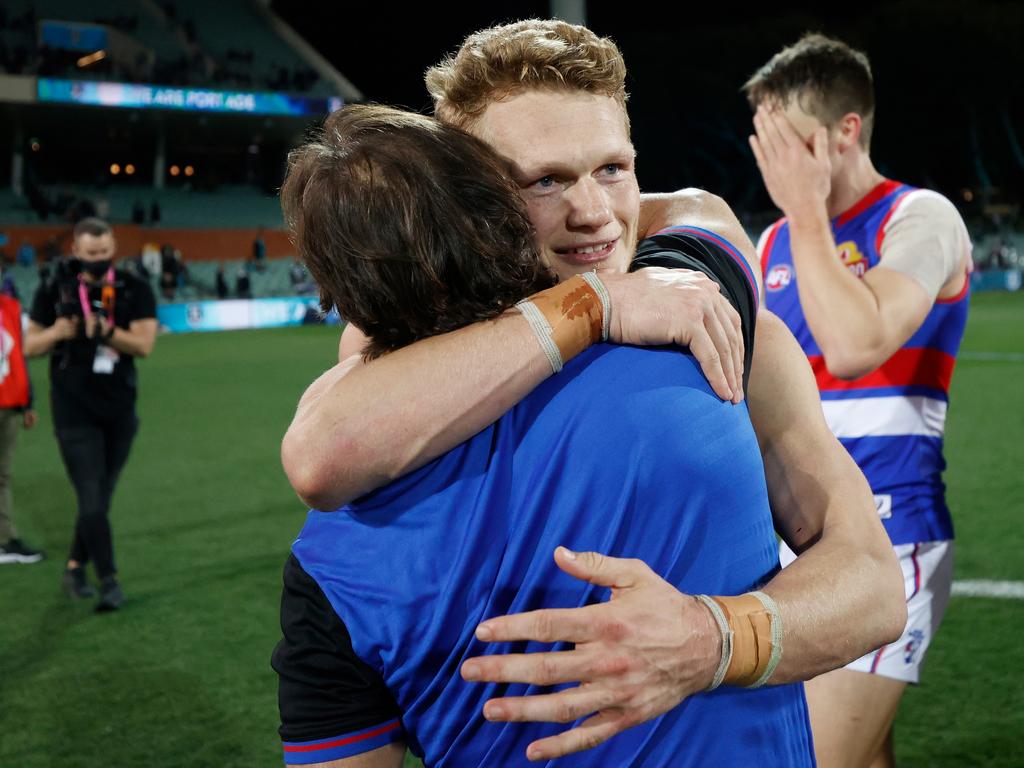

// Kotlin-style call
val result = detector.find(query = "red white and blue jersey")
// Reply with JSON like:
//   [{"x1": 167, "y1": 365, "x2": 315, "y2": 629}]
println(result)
[{"x1": 760, "y1": 180, "x2": 969, "y2": 545}]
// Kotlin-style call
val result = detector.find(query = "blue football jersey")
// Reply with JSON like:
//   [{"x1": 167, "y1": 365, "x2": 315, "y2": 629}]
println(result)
[{"x1": 280, "y1": 344, "x2": 814, "y2": 767}]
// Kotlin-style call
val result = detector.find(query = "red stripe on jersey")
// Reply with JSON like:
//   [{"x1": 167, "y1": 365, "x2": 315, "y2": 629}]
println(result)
[
  {"x1": 282, "y1": 720, "x2": 402, "y2": 753},
  {"x1": 936, "y1": 270, "x2": 970, "y2": 304},
  {"x1": 836, "y1": 179, "x2": 902, "y2": 228},
  {"x1": 874, "y1": 190, "x2": 915, "y2": 254},
  {"x1": 809, "y1": 347, "x2": 956, "y2": 393},
  {"x1": 759, "y1": 218, "x2": 786, "y2": 282}
]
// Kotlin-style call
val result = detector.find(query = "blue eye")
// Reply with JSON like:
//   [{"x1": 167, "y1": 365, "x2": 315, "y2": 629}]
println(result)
[{"x1": 536, "y1": 176, "x2": 555, "y2": 188}]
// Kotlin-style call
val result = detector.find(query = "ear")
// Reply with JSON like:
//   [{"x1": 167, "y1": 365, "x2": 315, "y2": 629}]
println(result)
[{"x1": 836, "y1": 113, "x2": 862, "y2": 153}]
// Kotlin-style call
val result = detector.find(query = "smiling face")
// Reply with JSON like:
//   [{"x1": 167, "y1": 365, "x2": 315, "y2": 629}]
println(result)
[{"x1": 471, "y1": 89, "x2": 640, "y2": 281}]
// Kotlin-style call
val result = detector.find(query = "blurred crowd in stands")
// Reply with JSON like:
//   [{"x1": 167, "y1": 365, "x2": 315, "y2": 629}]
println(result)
[
  {"x1": 25, "y1": 186, "x2": 105, "y2": 224},
  {"x1": 0, "y1": 4, "x2": 321, "y2": 94},
  {"x1": 1, "y1": 229, "x2": 316, "y2": 305},
  {"x1": 978, "y1": 239, "x2": 1021, "y2": 271}
]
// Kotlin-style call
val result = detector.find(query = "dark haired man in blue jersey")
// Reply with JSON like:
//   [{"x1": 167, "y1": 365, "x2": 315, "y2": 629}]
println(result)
[{"x1": 278, "y1": 19, "x2": 905, "y2": 766}]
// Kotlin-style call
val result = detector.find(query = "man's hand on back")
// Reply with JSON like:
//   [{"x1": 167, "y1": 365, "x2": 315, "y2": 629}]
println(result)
[
  {"x1": 460, "y1": 547, "x2": 721, "y2": 762},
  {"x1": 601, "y1": 269, "x2": 743, "y2": 402}
]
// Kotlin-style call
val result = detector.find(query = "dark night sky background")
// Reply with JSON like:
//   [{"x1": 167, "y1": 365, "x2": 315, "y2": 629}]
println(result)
[{"x1": 274, "y1": 0, "x2": 1024, "y2": 223}]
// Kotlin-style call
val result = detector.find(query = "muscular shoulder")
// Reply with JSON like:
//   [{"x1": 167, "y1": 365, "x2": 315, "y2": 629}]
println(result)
[
  {"x1": 878, "y1": 189, "x2": 971, "y2": 296},
  {"x1": 639, "y1": 188, "x2": 732, "y2": 234},
  {"x1": 889, "y1": 189, "x2": 967, "y2": 233},
  {"x1": 639, "y1": 188, "x2": 762, "y2": 296}
]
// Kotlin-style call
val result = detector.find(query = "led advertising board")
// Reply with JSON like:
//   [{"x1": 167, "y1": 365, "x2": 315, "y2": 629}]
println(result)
[{"x1": 37, "y1": 78, "x2": 343, "y2": 116}]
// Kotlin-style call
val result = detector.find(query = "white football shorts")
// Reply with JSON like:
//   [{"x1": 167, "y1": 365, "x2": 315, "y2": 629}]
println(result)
[{"x1": 779, "y1": 539, "x2": 954, "y2": 683}]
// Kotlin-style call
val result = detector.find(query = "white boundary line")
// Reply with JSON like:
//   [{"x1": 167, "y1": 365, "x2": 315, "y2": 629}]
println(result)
[{"x1": 952, "y1": 580, "x2": 1024, "y2": 599}]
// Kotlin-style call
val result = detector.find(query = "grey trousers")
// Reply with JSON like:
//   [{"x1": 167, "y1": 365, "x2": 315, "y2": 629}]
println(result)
[{"x1": 0, "y1": 408, "x2": 22, "y2": 543}]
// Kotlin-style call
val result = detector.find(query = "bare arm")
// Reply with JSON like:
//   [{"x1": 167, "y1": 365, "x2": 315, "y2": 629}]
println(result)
[
  {"x1": 747, "y1": 310, "x2": 906, "y2": 678},
  {"x1": 284, "y1": 264, "x2": 742, "y2": 511},
  {"x1": 455, "y1": 198, "x2": 906, "y2": 760},
  {"x1": 284, "y1": 311, "x2": 550, "y2": 510},
  {"x1": 458, "y1": 315, "x2": 905, "y2": 761},
  {"x1": 27, "y1": 316, "x2": 157, "y2": 359},
  {"x1": 640, "y1": 189, "x2": 765, "y2": 296},
  {"x1": 750, "y1": 107, "x2": 965, "y2": 378},
  {"x1": 289, "y1": 743, "x2": 405, "y2": 768},
  {"x1": 24, "y1": 318, "x2": 78, "y2": 357},
  {"x1": 101, "y1": 317, "x2": 158, "y2": 358}
]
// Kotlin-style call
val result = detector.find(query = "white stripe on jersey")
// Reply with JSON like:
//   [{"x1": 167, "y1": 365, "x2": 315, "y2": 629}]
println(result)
[{"x1": 822, "y1": 395, "x2": 947, "y2": 439}]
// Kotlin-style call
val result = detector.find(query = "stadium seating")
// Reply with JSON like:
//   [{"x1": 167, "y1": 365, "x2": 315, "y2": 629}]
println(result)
[
  {"x1": 168, "y1": 0, "x2": 328, "y2": 95},
  {"x1": 1, "y1": 0, "x2": 326, "y2": 95},
  {"x1": 0, "y1": 186, "x2": 283, "y2": 229},
  {"x1": 7, "y1": 256, "x2": 314, "y2": 308}
]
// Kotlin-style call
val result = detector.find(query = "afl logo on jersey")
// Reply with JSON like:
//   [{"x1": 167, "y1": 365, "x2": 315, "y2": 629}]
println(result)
[
  {"x1": 838, "y1": 241, "x2": 868, "y2": 277},
  {"x1": 766, "y1": 264, "x2": 792, "y2": 292}
]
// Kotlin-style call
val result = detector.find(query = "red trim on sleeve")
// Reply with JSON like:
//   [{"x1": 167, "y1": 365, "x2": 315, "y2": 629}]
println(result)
[
  {"x1": 935, "y1": 270, "x2": 970, "y2": 304},
  {"x1": 282, "y1": 720, "x2": 402, "y2": 753},
  {"x1": 760, "y1": 218, "x2": 786, "y2": 282},
  {"x1": 836, "y1": 179, "x2": 902, "y2": 228},
  {"x1": 874, "y1": 190, "x2": 914, "y2": 254},
  {"x1": 808, "y1": 347, "x2": 956, "y2": 393}
]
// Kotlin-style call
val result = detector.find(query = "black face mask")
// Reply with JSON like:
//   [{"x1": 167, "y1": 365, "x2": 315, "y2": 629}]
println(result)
[{"x1": 76, "y1": 259, "x2": 112, "y2": 279}]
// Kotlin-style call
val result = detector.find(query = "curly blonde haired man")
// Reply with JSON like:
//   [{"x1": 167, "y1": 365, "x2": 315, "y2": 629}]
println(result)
[{"x1": 279, "y1": 20, "x2": 904, "y2": 767}]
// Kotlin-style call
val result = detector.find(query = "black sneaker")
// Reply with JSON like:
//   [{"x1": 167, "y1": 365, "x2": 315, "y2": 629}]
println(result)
[
  {"x1": 0, "y1": 538, "x2": 45, "y2": 564},
  {"x1": 62, "y1": 566, "x2": 97, "y2": 599},
  {"x1": 96, "y1": 576, "x2": 124, "y2": 612}
]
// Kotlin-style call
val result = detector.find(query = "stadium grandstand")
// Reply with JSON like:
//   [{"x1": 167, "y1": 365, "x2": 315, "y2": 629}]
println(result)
[
  {"x1": 0, "y1": 0, "x2": 359, "y2": 329},
  {"x1": 1, "y1": 5, "x2": 1020, "y2": 768}
]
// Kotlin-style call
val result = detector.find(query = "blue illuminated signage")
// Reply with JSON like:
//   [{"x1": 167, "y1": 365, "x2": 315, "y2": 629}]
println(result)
[{"x1": 37, "y1": 78, "x2": 342, "y2": 116}]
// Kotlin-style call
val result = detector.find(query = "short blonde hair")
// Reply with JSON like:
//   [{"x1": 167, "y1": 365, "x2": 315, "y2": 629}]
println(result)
[{"x1": 426, "y1": 19, "x2": 629, "y2": 132}]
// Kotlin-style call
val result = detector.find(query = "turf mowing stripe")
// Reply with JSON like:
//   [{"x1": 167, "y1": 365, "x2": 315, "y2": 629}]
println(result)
[
  {"x1": 959, "y1": 351, "x2": 1024, "y2": 362},
  {"x1": 951, "y1": 580, "x2": 1024, "y2": 599}
]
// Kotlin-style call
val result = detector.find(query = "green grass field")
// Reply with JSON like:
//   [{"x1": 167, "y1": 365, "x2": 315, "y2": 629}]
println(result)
[{"x1": 1, "y1": 292, "x2": 1021, "y2": 767}]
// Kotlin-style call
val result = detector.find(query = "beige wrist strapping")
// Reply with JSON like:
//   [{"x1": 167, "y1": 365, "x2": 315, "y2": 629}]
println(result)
[
  {"x1": 696, "y1": 591, "x2": 783, "y2": 690},
  {"x1": 515, "y1": 272, "x2": 610, "y2": 374}
]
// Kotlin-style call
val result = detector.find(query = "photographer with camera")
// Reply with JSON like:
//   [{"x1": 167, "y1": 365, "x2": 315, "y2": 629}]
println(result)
[{"x1": 25, "y1": 218, "x2": 157, "y2": 611}]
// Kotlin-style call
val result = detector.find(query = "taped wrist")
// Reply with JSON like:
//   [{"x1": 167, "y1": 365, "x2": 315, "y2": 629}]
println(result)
[
  {"x1": 515, "y1": 273, "x2": 609, "y2": 374},
  {"x1": 696, "y1": 591, "x2": 782, "y2": 690}
]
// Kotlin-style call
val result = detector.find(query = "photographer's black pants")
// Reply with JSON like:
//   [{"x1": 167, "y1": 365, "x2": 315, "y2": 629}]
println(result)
[{"x1": 56, "y1": 415, "x2": 139, "y2": 580}]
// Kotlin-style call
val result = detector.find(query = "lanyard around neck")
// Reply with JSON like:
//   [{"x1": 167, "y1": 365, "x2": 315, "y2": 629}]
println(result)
[{"x1": 78, "y1": 268, "x2": 116, "y2": 321}]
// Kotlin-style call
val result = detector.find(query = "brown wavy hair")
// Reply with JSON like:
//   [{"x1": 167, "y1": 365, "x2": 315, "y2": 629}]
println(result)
[
  {"x1": 280, "y1": 104, "x2": 555, "y2": 359},
  {"x1": 426, "y1": 19, "x2": 629, "y2": 132}
]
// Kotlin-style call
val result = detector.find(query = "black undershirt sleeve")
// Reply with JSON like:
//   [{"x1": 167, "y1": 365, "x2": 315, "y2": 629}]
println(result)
[
  {"x1": 272, "y1": 554, "x2": 402, "y2": 743},
  {"x1": 126, "y1": 275, "x2": 157, "y2": 321},
  {"x1": 630, "y1": 230, "x2": 758, "y2": 390}
]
